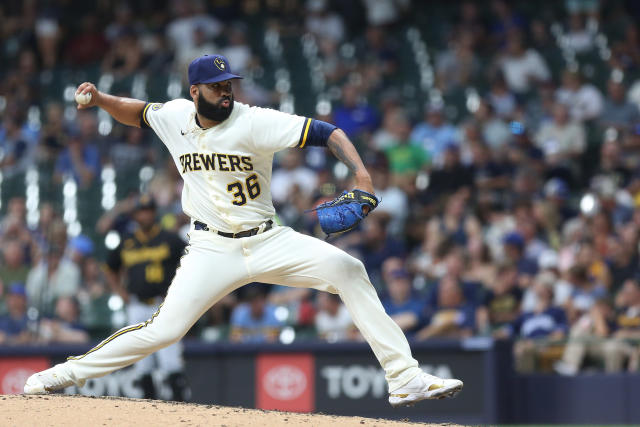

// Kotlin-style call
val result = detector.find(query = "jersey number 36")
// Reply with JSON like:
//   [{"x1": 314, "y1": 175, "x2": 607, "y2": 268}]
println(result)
[{"x1": 227, "y1": 174, "x2": 261, "y2": 206}]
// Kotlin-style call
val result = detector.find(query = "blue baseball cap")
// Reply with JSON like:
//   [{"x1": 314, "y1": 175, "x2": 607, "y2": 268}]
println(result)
[
  {"x1": 188, "y1": 54, "x2": 243, "y2": 86},
  {"x1": 8, "y1": 282, "x2": 26, "y2": 297}
]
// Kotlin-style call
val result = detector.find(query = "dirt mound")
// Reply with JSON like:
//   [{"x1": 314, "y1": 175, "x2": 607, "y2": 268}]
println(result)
[{"x1": 1, "y1": 395, "x2": 453, "y2": 426}]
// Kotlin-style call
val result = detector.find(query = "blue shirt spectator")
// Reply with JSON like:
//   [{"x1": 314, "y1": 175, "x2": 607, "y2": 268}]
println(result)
[
  {"x1": 0, "y1": 283, "x2": 30, "y2": 344},
  {"x1": 410, "y1": 105, "x2": 458, "y2": 166},
  {"x1": 230, "y1": 287, "x2": 282, "y2": 343},
  {"x1": 333, "y1": 84, "x2": 379, "y2": 139},
  {"x1": 380, "y1": 266, "x2": 425, "y2": 337},
  {"x1": 54, "y1": 134, "x2": 101, "y2": 188}
]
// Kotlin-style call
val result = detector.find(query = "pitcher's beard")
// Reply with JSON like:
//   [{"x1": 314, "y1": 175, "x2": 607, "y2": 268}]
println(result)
[{"x1": 197, "y1": 93, "x2": 234, "y2": 122}]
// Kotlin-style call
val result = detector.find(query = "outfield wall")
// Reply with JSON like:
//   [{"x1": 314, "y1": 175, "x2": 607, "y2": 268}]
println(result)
[{"x1": 0, "y1": 339, "x2": 637, "y2": 424}]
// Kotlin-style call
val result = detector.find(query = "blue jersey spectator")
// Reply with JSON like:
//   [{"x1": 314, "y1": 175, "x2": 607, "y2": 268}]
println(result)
[
  {"x1": 410, "y1": 104, "x2": 458, "y2": 165},
  {"x1": 333, "y1": 84, "x2": 379, "y2": 139},
  {"x1": 379, "y1": 262, "x2": 425, "y2": 337},
  {"x1": 54, "y1": 133, "x2": 101, "y2": 188},
  {"x1": 0, "y1": 283, "x2": 30, "y2": 344},
  {"x1": 230, "y1": 286, "x2": 283, "y2": 343}
]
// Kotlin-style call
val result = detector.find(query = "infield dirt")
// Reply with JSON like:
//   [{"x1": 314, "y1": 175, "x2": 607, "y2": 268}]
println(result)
[{"x1": 1, "y1": 394, "x2": 456, "y2": 426}]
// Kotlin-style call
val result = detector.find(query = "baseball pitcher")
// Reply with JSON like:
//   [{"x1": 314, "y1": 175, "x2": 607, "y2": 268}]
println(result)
[{"x1": 24, "y1": 54, "x2": 463, "y2": 407}]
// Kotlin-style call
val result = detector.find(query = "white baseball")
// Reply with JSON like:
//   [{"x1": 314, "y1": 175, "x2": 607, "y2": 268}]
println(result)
[{"x1": 75, "y1": 91, "x2": 92, "y2": 105}]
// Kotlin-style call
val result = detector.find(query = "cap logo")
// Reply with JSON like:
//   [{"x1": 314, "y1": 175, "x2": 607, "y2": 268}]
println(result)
[{"x1": 214, "y1": 57, "x2": 226, "y2": 71}]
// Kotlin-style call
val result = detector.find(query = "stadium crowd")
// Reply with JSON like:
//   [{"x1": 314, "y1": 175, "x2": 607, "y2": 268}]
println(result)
[{"x1": 2, "y1": 0, "x2": 640, "y2": 374}]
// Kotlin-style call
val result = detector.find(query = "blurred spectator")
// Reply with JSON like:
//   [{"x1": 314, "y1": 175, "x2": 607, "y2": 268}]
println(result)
[
  {"x1": 54, "y1": 132, "x2": 101, "y2": 189},
  {"x1": 554, "y1": 297, "x2": 619, "y2": 375},
  {"x1": 110, "y1": 126, "x2": 154, "y2": 175},
  {"x1": 370, "y1": 154, "x2": 408, "y2": 236},
  {"x1": 0, "y1": 116, "x2": 34, "y2": 176},
  {"x1": 423, "y1": 145, "x2": 474, "y2": 201},
  {"x1": 333, "y1": 84, "x2": 379, "y2": 140},
  {"x1": 101, "y1": 31, "x2": 142, "y2": 78},
  {"x1": 348, "y1": 213, "x2": 405, "y2": 289},
  {"x1": 565, "y1": 264, "x2": 608, "y2": 323},
  {"x1": 0, "y1": 283, "x2": 31, "y2": 345},
  {"x1": 305, "y1": 0, "x2": 345, "y2": 43},
  {"x1": 26, "y1": 244, "x2": 81, "y2": 318},
  {"x1": 510, "y1": 280, "x2": 568, "y2": 373},
  {"x1": 565, "y1": 12, "x2": 595, "y2": 53},
  {"x1": 38, "y1": 296, "x2": 89, "y2": 344},
  {"x1": 605, "y1": 279, "x2": 640, "y2": 371},
  {"x1": 488, "y1": 75, "x2": 517, "y2": 119},
  {"x1": 361, "y1": 0, "x2": 409, "y2": 26},
  {"x1": 230, "y1": 286, "x2": 282, "y2": 343},
  {"x1": 599, "y1": 80, "x2": 640, "y2": 132},
  {"x1": 436, "y1": 29, "x2": 480, "y2": 94},
  {"x1": 410, "y1": 103, "x2": 458, "y2": 166},
  {"x1": 497, "y1": 30, "x2": 550, "y2": 94},
  {"x1": 535, "y1": 103, "x2": 586, "y2": 168},
  {"x1": 65, "y1": 13, "x2": 109, "y2": 66},
  {"x1": 315, "y1": 292, "x2": 354, "y2": 342},
  {"x1": 555, "y1": 70, "x2": 604, "y2": 122},
  {"x1": 380, "y1": 261, "x2": 424, "y2": 337},
  {"x1": 271, "y1": 150, "x2": 318, "y2": 206},
  {"x1": 165, "y1": 0, "x2": 222, "y2": 53},
  {"x1": 416, "y1": 275, "x2": 475, "y2": 340},
  {"x1": 474, "y1": 100, "x2": 511, "y2": 151},
  {"x1": 0, "y1": 240, "x2": 30, "y2": 293},
  {"x1": 220, "y1": 24, "x2": 254, "y2": 75},
  {"x1": 477, "y1": 264, "x2": 522, "y2": 334}
]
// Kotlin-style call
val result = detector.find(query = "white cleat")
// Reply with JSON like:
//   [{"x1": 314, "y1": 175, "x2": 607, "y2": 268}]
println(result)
[
  {"x1": 388, "y1": 372, "x2": 463, "y2": 408},
  {"x1": 23, "y1": 364, "x2": 83, "y2": 394}
]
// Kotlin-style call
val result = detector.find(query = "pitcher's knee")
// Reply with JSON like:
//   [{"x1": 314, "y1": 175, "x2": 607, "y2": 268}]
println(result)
[
  {"x1": 328, "y1": 251, "x2": 367, "y2": 280},
  {"x1": 155, "y1": 323, "x2": 188, "y2": 347}
]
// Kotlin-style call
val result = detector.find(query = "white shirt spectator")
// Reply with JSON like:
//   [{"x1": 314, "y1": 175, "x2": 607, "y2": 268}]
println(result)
[
  {"x1": 271, "y1": 164, "x2": 318, "y2": 204},
  {"x1": 535, "y1": 120, "x2": 586, "y2": 157},
  {"x1": 500, "y1": 49, "x2": 550, "y2": 93},
  {"x1": 556, "y1": 84, "x2": 604, "y2": 121},
  {"x1": 315, "y1": 304, "x2": 353, "y2": 342}
]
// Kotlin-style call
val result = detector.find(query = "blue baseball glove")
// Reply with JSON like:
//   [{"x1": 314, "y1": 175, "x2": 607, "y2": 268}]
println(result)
[{"x1": 312, "y1": 189, "x2": 379, "y2": 236}]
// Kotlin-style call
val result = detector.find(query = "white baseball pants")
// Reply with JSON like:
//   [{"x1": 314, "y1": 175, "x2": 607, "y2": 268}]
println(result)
[
  {"x1": 65, "y1": 225, "x2": 421, "y2": 392},
  {"x1": 126, "y1": 297, "x2": 184, "y2": 374}
]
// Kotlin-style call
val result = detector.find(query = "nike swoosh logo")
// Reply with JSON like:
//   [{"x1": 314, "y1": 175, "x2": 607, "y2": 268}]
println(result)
[{"x1": 181, "y1": 130, "x2": 187, "y2": 136}]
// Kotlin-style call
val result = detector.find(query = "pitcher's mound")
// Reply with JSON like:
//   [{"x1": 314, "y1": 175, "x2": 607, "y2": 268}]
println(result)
[{"x1": 2, "y1": 395, "x2": 453, "y2": 426}]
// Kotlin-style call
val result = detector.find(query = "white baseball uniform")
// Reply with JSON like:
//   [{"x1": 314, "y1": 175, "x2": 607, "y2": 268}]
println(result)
[{"x1": 62, "y1": 99, "x2": 422, "y2": 392}]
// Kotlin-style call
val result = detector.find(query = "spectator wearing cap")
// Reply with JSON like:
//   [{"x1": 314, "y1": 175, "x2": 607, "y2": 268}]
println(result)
[
  {"x1": 230, "y1": 286, "x2": 283, "y2": 343},
  {"x1": 503, "y1": 231, "x2": 538, "y2": 277},
  {"x1": 315, "y1": 292, "x2": 355, "y2": 342},
  {"x1": 477, "y1": 264, "x2": 523, "y2": 334},
  {"x1": 0, "y1": 283, "x2": 31, "y2": 345},
  {"x1": 410, "y1": 103, "x2": 459, "y2": 166},
  {"x1": 379, "y1": 258, "x2": 425, "y2": 337},
  {"x1": 509, "y1": 279, "x2": 568, "y2": 372},
  {"x1": 543, "y1": 178, "x2": 578, "y2": 223}
]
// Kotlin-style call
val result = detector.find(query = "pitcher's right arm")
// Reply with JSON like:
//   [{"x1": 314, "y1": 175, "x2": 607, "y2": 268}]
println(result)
[{"x1": 75, "y1": 82, "x2": 146, "y2": 128}]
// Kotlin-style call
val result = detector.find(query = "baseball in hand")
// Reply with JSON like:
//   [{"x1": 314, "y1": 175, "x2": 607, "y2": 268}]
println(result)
[{"x1": 75, "y1": 91, "x2": 92, "y2": 105}]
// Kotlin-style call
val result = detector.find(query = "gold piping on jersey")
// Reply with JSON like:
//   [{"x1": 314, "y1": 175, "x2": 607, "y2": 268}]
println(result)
[
  {"x1": 142, "y1": 103, "x2": 153, "y2": 127},
  {"x1": 299, "y1": 118, "x2": 312, "y2": 148},
  {"x1": 67, "y1": 303, "x2": 164, "y2": 361}
]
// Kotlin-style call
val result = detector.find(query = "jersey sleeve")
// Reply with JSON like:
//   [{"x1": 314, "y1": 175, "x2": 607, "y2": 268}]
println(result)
[
  {"x1": 140, "y1": 99, "x2": 192, "y2": 150},
  {"x1": 249, "y1": 106, "x2": 309, "y2": 152}
]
